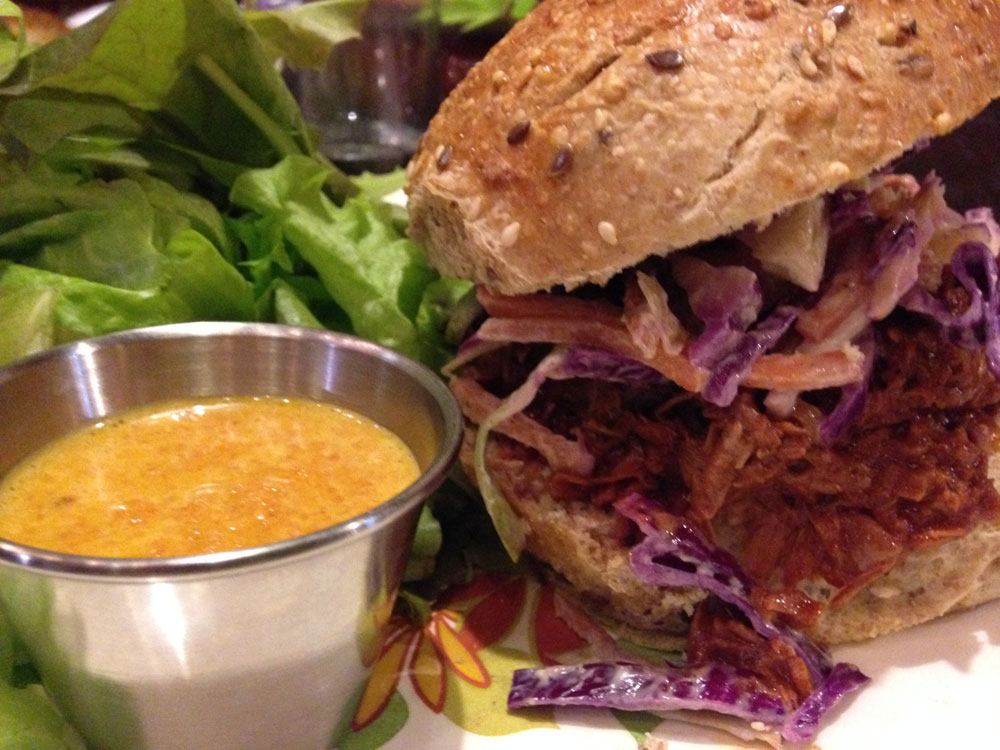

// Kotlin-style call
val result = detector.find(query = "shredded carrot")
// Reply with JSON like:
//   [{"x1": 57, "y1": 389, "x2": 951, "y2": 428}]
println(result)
[
  {"x1": 476, "y1": 316, "x2": 707, "y2": 393},
  {"x1": 744, "y1": 351, "x2": 864, "y2": 391}
]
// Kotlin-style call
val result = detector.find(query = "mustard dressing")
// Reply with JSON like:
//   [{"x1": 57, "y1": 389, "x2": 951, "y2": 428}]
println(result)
[{"x1": 0, "y1": 396, "x2": 420, "y2": 557}]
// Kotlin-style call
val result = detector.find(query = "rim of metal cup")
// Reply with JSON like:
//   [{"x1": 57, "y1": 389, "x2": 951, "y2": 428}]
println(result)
[{"x1": 0, "y1": 322, "x2": 463, "y2": 580}]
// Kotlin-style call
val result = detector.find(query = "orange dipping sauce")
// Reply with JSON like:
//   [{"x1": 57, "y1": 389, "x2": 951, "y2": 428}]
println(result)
[{"x1": 0, "y1": 396, "x2": 420, "y2": 558}]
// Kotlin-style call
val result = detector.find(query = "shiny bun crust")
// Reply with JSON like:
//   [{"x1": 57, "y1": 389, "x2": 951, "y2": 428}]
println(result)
[{"x1": 407, "y1": 0, "x2": 1000, "y2": 294}]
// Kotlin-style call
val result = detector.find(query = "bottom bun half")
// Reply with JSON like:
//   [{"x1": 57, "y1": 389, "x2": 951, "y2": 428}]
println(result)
[{"x1": 469, "y1": 434, "x2": 1000, "y2": 647}]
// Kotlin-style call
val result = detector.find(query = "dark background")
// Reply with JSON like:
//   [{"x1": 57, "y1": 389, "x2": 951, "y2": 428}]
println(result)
[{"x1": 898, "y1": 98, "x2": 1000, "y2": 216}]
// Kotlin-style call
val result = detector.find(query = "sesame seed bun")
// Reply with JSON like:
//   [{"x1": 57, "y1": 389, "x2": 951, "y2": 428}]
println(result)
[{"x1": 406, "y1": 0, "x2": 1000, "y2": 294}]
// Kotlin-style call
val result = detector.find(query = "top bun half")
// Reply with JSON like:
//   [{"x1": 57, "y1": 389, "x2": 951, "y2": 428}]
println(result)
[{"x1": 406, "y1": 0, "x2": 1000, "y2": 295}]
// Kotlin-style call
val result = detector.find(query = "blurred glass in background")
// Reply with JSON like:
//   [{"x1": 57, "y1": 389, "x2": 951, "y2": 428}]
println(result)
[{"x1": 295, "y1": 0, "x2": 440, "y2": 174}]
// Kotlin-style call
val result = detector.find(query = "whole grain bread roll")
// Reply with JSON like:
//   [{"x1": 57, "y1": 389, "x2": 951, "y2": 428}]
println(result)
[{"x1": 407, "y1": 0, "x2": 1000, "y2": 294}]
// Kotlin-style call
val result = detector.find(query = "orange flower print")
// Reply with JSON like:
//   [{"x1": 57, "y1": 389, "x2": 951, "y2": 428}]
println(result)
[{"x1": 352, "y1": 574, "x2": 526, "y2": 731}]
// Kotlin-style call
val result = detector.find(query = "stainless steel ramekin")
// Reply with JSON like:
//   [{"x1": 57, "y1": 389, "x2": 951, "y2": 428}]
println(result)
[{"x1": 0, "y1": 322, "x2": 462, "y2": 750}]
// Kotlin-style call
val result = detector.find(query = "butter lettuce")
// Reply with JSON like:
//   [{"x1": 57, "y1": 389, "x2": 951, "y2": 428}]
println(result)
[
  {"x1": 0, "y1": 681, "x2": 85, "y2": 750},
  {"x1": 435, "y1": 0, "x2": 537, "y2": 32},
  {"x1": 243, "y1": 0, "x2": 367, "y2": 70},
  {"x1": 0, "y1": 1, "x2": 25, "y2": 83},
  {"x1": 0, "y1": 611, "x2": 83, "y2": 750},
  {"x1": 230, "y1": 155, "x2": 468, "y2": 366},
  {"x1": 0, "y1": 165, "x2": 255, "y2": 356},
  {"x1": 0, "y1": 1, "x2": 471, "y2": 742},
  {"x1": 0, "y1": 0, "x2": 469, "y2": 367}
]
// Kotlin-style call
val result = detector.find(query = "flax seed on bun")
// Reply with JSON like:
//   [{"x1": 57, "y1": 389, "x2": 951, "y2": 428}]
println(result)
[{"x1": 407, "y1": 0, "x2": 1000, "y2": 295}]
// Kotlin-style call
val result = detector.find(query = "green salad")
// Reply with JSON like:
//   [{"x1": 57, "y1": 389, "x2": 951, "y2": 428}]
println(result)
[{"x1": 0, "y1": 0, "x2": 475, "y2": 744}]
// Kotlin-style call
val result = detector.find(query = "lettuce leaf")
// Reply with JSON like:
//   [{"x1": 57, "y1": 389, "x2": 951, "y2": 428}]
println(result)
[
  {"x1": 230, "y1": 155, "x2": 470, "y2": 367},
  {"x1": 244, "y1": 0, "x2": 367, "y2": 70},
  {"x1": 0, "y1": 4, "x2": 470, "y2": 740},
  {"x1": 0, "y1": 0, "x2": 468, "y2": 369},
  {"x1": 0, "y1": 609, "x2": 83, "y2": 750},
  {"x1": 0, "y1": 285, "x2": 56, "y2": 363},
  {"x1": 0, "y1": 1, "x2": 25, "y2": 83},
  {"x1": 0, "y1": 164, "x2": 254, "y2": 363},
  {"x1": 0, "y1": 0, "x2": 356, "y2": 196},
  {"x1": 436, "y1": 0, "x2": 537, "y2": 32},
  {"x1": 0, "y1": 681, "x2": 84, "y2": 750}
]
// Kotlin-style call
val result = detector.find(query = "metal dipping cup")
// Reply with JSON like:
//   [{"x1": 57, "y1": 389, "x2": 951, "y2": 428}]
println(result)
[{"x1": 0, "y1": 322, "x2": 463, "y2": 750}]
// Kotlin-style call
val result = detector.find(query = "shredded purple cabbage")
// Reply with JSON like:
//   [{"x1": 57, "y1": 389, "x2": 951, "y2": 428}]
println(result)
[
  {"x1": 901, "y1": 241, "x2": 1000, "y2": 377},
  {"x1": 828, "y1": 189, "x2": 875, "y2": 236},
  {"x1": 508, "y1": 659, "x2": 868, "y2": 743},
  {"x1": 783, "y1": 662, "x2": 870, "y2": 743},
  {"x1": 616, "y1": 493, "x2": 868, "y2": 738},
  {"x1": 867, "y1": 218, "x2": 917, "y2": 281},
  {"x1": 509, "y1": 661, "x2": 788, "y2": 725},
  {"x1": 964, "y1": 208, "x2": 1000, "y2": 255},
  {"x1": 670, "y1": 256, "x2": 797, "y2": 406},
  {"x1": 560, "y1": 347, "x2": 669, "y2": 384},
  {"x1": 701, "y1": 305, "x2": 800, "y2": 407},
  {"x1": 673, "y1": 257, "x2": 762, "y2": 370},
  {"x1": 615, "y1": 493, "x2": 832, "y2": 684},
  {"x1": 818, "y1": 328, "x2": 876, "y2": 445},
  {"x1": 507, "y1": 493, "x2": 869, "y2": 740}
]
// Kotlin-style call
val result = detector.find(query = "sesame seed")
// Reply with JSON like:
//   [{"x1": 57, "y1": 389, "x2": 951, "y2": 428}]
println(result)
[
  {"x1": 812, "y1": 47, "x2": 831, "y2": 71},
  {"x1": 646, "y1": 49, "x2": 685, "y2": 71},
  {"x1": 611, "y1": 145, "x2": 626, "y2": 158},
  {"x1": 826, "y1": 160, "x2": 850, "y2": 180},
  {"x1": 551, "y1": 145, "x2": 573, "y2": 175},
  {"x1": 598, "y1": 221, "x2": 618, "y2": 245},
  {"x1": 673, "y1": 187, "x2": 685, "y2": 199},
  {"x1": 821, "y1": 18, "x2": 837, "y2": 45},
  {"x1": 750, "y1": 721, "x2": 767, "y2": 732},
  {"x1": 845, "y1": 54, "x2": 866, "y2": 78},
  {"x1": 826, "y1": 3, "x2": 853, "y2": 29},
  {"x1": 506, "y1": 120, "x2": 531, "y2": 145},
  {"x1": 500, "y1": 222, "x2": 521, "y2": 247},
  {"x1": 436, "y1": 144, "x2": 453, "y2": 169},
  {"x1": 466, "y1": 196, "x2": 482, "y2": 220},
  {"x1": 799, "y1": 51, "x2": 820, "y2": 78},
  {"x1": 878, "y1": 18, "x2": 917, "y2": 46},
  {"x1": 934, "y1": 111, "x2": 954, "y2": 135},
  {"x1": 876, "y1": 22, "x2": 899, "y2": 45}
]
